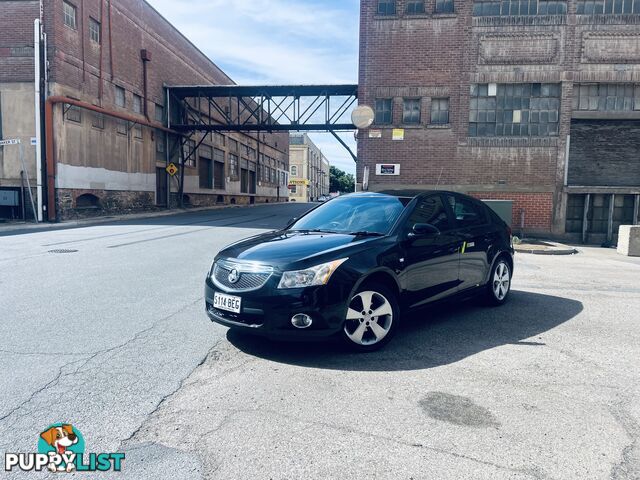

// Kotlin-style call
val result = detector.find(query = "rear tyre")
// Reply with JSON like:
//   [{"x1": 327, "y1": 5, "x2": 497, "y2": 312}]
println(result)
[
  {"x1": 341, "y1": 283, "x2": 400, "y2": 352},
  {"x1": 485, "y1": 257, "x2": 512, "y2": 306}
]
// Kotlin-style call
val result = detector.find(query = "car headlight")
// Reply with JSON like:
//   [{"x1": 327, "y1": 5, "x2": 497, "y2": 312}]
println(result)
[{"x1": 278, "y1": 259, "x2": 348, "y2": 289}]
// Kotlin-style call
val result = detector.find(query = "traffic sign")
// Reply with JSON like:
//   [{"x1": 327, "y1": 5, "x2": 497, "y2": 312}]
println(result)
[
  {"x1": 166, "y1": 163, "x2": 178, "y2": 176},
  {"x1": 0, "y1": 139, "x2": 21, "y2": 146}
]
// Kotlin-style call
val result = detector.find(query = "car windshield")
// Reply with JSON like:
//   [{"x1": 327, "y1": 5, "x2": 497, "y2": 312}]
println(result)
[{"x1": 289, "y1": 195, "x2": 410, "y2": 235}]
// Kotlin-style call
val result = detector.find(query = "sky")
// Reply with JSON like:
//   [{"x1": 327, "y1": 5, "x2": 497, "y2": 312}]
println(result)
[{"x1": 147, "y1": 0, "x2": 360, "y2": 175}]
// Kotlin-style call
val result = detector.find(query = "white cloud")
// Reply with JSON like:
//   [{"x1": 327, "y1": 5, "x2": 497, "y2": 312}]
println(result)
[{"x1": 147, "y1": 0, "x2": 359, "y2": 174}]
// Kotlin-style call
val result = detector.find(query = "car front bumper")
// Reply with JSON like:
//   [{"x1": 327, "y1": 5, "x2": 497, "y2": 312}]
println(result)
[{"x1": 204, "y1": 275, "x2": 351, "y2": 341}]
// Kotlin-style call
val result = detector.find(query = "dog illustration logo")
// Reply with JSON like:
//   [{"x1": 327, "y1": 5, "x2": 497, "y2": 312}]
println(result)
[
  {"x1": 37, "y1": 424, "x2": 84, "y2": 473},
  {"x1": 4, "y1": 423, "x2": 124, "y2": 473}
]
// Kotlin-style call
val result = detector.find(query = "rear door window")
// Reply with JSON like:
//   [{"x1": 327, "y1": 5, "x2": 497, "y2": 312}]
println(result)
[
  {"x1": 407, "y1": 195, "x2": 452, "y2": 232},
  {"x1": 446, "y1": 195, "x2": 487, "y2": 229}
]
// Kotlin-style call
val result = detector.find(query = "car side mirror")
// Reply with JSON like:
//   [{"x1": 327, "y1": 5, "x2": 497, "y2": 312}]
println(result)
[{"x1": 410, "y1": 223, "x2": 440, "y2": 237}]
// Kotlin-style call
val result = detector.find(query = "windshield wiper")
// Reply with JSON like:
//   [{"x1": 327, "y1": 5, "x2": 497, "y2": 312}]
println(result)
[
  {"x1": 349, "y1": 231, "x2": 385, "y2": 237},
  {"x1": 289, "y1": 229, "x2": 339, "y2": 234}
]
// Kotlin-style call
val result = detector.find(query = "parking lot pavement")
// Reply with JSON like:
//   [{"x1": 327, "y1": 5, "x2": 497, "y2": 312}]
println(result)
[{"x1": 123, "y1": 247, "x2": 640, "y2": 480}]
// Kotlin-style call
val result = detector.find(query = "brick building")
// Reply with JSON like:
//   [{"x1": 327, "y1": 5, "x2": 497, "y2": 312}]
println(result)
[
  {"x1": 0, "y1": 0, "x2": 289, "y2": 221},
  {"x1": 358, "y1": 0, "x2": 640, "y2": 242},
  {"x1": 288, "y1": 134, "x2": 330, "y2": 202}
]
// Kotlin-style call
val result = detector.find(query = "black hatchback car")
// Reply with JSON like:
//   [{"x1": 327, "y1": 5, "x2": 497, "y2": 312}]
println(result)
[{"x1": 205, "y1": 191, "x2": 514, "y2": 351}]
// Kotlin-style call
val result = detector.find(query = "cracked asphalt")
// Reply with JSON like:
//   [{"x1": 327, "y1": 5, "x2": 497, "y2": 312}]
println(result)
[{"x1": 1, "y1": 204, "x2": 639, "y2": 479}]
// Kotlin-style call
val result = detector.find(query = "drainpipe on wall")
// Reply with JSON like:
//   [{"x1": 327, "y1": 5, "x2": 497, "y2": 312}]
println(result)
[
  {"x1": 34, "y1": 19, "x2": 44, "y2": 222},
  {"x1": 140, "y1": 49, "x2": 151, "y2": 120},
  {"x1": 44, "y1": 96, "x2": 180, "y2": 222}
]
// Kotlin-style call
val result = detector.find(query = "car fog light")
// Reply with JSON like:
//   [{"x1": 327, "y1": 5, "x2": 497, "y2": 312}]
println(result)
[{"x1": 291, "y1": 314, "x2": 313, "y2": 329}]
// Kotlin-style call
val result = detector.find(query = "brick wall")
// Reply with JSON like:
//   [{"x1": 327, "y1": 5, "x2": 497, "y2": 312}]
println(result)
[
  {"x1": 0, "y1": 1, "x2": 39, "y2": 82},
  {"x1": 469, "y1": 191, "x2": 554, "y2": 231}
]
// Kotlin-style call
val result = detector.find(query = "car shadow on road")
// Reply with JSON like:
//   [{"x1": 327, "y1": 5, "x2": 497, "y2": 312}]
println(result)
[{"x1": 226, "y1": 290, "x2": 583, "y2": 372}]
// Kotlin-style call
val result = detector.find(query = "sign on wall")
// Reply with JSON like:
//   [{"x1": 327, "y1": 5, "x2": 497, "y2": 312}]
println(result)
[
  {"x1": 392, "y1": 129, "x2": 405, "y2": 141},
  {"x1": 376, "y1": 164, "x2": 401, "y2": 176}
]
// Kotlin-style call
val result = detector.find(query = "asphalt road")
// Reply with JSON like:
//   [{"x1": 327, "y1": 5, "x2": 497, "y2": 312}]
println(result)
[{"x1": 1, "y1": 204, "x2": 639, "y2": 479}]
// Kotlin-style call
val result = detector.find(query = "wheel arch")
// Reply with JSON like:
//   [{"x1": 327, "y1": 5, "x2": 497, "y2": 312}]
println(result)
[
  {"x1": 351, "y1": 268, "x2": 401, "y2": 299},
  {"x1": 485, "y1": 250, "x2": 514, "y2": 284}
]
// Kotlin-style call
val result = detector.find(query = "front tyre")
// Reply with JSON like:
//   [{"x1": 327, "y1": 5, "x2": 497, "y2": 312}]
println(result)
[
  {"x1": 341, "y1": 284, "x2": 400, "y2": 352},
  {"x1": 486, "y1": 257, "x2": 512, "y2": 306}
]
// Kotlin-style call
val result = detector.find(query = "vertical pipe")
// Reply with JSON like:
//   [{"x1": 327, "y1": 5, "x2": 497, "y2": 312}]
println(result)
[
  {"x1": 607, "y1": 194, "x2": 615, "y2": 243},
  {"x1": 107, "y1": 0, "x2": 113, "y2": 79},
  {"x1": 582, "y1": 194, "x2": 590, "y2": 244},
  {"x1": 634, "y1": 195, "x2": 640, "y2": 226},
  {"x1": 98, "y1": 0, "x2": 104, "y2": 101},
  {"x1": 34, "y1": 19, "x2": 43, "y2": 222},
  {"x1": 80, "y1": 0, "x2": 86, "y2": 82}
]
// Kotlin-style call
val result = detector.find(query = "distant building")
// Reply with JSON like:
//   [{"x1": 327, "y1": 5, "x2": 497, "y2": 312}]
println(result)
[
  {"x1": 289, "y1": 134, "x2": 330, "y2": 202},
  {"x1": 0, "y1": 0, "x2": 289, "y2": 221},
  {"x1": 358, "y1": 0, "x2": 640, "y2": 243}
]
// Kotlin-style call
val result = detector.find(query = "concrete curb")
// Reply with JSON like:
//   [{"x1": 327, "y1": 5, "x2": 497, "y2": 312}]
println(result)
[
  {"x1": 514, "y1": 241, "x2": 578, "y2": 256},
  {"x1": 0, "y1": 203, "x2": 284, "y2": 235}
]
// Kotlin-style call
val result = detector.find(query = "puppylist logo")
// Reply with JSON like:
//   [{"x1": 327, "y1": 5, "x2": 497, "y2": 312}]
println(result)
[{"x1": 4, "y1": 423, "x2": 125, "y2": 473}]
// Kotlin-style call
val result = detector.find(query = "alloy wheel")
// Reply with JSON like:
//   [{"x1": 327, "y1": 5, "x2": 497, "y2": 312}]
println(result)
[
  {"x1": 493, "y1": 262, "x2": 511, "y2": 301},
  {"x1": 344, "y1": 291, "x2": 393, "y2": 346}
]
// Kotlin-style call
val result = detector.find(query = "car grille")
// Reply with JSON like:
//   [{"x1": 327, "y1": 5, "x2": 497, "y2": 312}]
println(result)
[{"x1": 213, "y1": 261, "x2": 272, "y2": 292}]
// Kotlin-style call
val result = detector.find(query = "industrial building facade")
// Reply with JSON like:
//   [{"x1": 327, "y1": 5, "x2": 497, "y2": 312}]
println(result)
[
  {"x1": 358, "y1": 0, "x2": 640, "y2": 242},
  {"x1": 0, "y1": 0, "x2": 289, "y2": 221},
  {"x1": 288, "y1": 134, "x2": 330, "y2": 202}
]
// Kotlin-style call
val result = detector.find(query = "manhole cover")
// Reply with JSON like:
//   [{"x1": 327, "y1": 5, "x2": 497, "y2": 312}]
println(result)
[{"x1": 48, "y1": 249, "x2": 78, "y2": 254}]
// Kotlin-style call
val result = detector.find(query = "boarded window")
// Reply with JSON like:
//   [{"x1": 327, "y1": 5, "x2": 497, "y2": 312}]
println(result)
[{"x1": 65, "y1": 104, "x2": 81, "y2": 123}]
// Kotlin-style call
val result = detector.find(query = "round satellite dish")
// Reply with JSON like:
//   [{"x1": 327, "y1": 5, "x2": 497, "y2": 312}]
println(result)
[{"x1": 351, "y1": 105, "x2": 375, "y2": 129}]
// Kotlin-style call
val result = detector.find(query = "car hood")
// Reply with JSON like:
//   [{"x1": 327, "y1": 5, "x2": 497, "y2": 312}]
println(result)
[{"x1": 218, "y1": 230, "x2": 379, "y2": 268}]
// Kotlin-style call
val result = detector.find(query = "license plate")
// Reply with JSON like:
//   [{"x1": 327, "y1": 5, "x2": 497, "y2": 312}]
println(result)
[{"x1": 213, "y1": 292, "x2": 242, "y2": 313}]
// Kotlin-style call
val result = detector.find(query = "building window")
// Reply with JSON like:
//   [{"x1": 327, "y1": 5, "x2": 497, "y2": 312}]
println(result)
[
  {"x1": 573, "y1": 84, "x2": 640, "y2": 111},
  {"x1": 430, "y1": 98, "x2": 450, "y2": 124},
  {"x1": 403, "y1": 98, "x2": 421, "y2": 124},
  {"x1": 91, "y1": 112, "x2": 104, "y2": 129},
  {"x1": 89, "y1": 17, "x2": 100, "y2": 44},
  {"x1": 469, "y1": 83, "x2": 561, "y2": 137},
  {"x1": 156, "y1": 130, "x2": 166, "y2": 161},
  {"x1": 377, "y1": 0, "x2": 396, "y2": 15},
  {"x1": 132, "y1": 95, "x2": 143, "y2": 138},
  {"x1": 289, "y1": 185, "x2": 297, "y2": 194},
  {"x1": 214, "y1": 148, "x2": 225, "y2": 190},
  {"x1": 199, "y1": 149, "x2": 213, "y2": 190},
  {"x1": 229, "y1": 138, "x2": 238, "y2": 152},
  {"x1": 183, "y1": 139, "x2": 196, "y2": 167},
  {"x1": 133, "y1": 94, "x2": 142, "y2": 114},
  {"x1": 115, "y1": 86, "x2": 125, "y2": 108},
  {"x1": 435, "y1": 0, "x2": 455, "y2": 13},
  {"x1": 213, "y1": 132, "x2": 225, "y2": 146},
  {"x1": 64, "y1": 104, "x2": 81, "y2": 123},
  {"x1": 63, "y1": 1, "x2": 77, "y2": 29},
  {"x1": 155, "y1": 103, "x2": 164, "y2": 123},
  {"x1": 229, "y1": 153, "x2": 239, "y2": 178},
  {"x1": 473, "y1": 0, "x2": 567, "y2": 15},
  {"x1": 116, "y1": 119, "x2": 127, "y2": 135},
  {"x1": 577, "y1": 0, "x2": 640, "y2": 13},
  {"x1": 290, "y1": 165, "x2": 298, "y2": 176},
  {"x1": 374, "y1": 99, "x2": 393, "y2": 124},
  {"x1": 406, "y1": 1, "x2": 425, "y2": 14}
]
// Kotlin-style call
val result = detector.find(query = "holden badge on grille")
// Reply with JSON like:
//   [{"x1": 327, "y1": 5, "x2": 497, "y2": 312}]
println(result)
[{"x1": 228, "y1": 269, "x2": 240, "y2": 284}]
